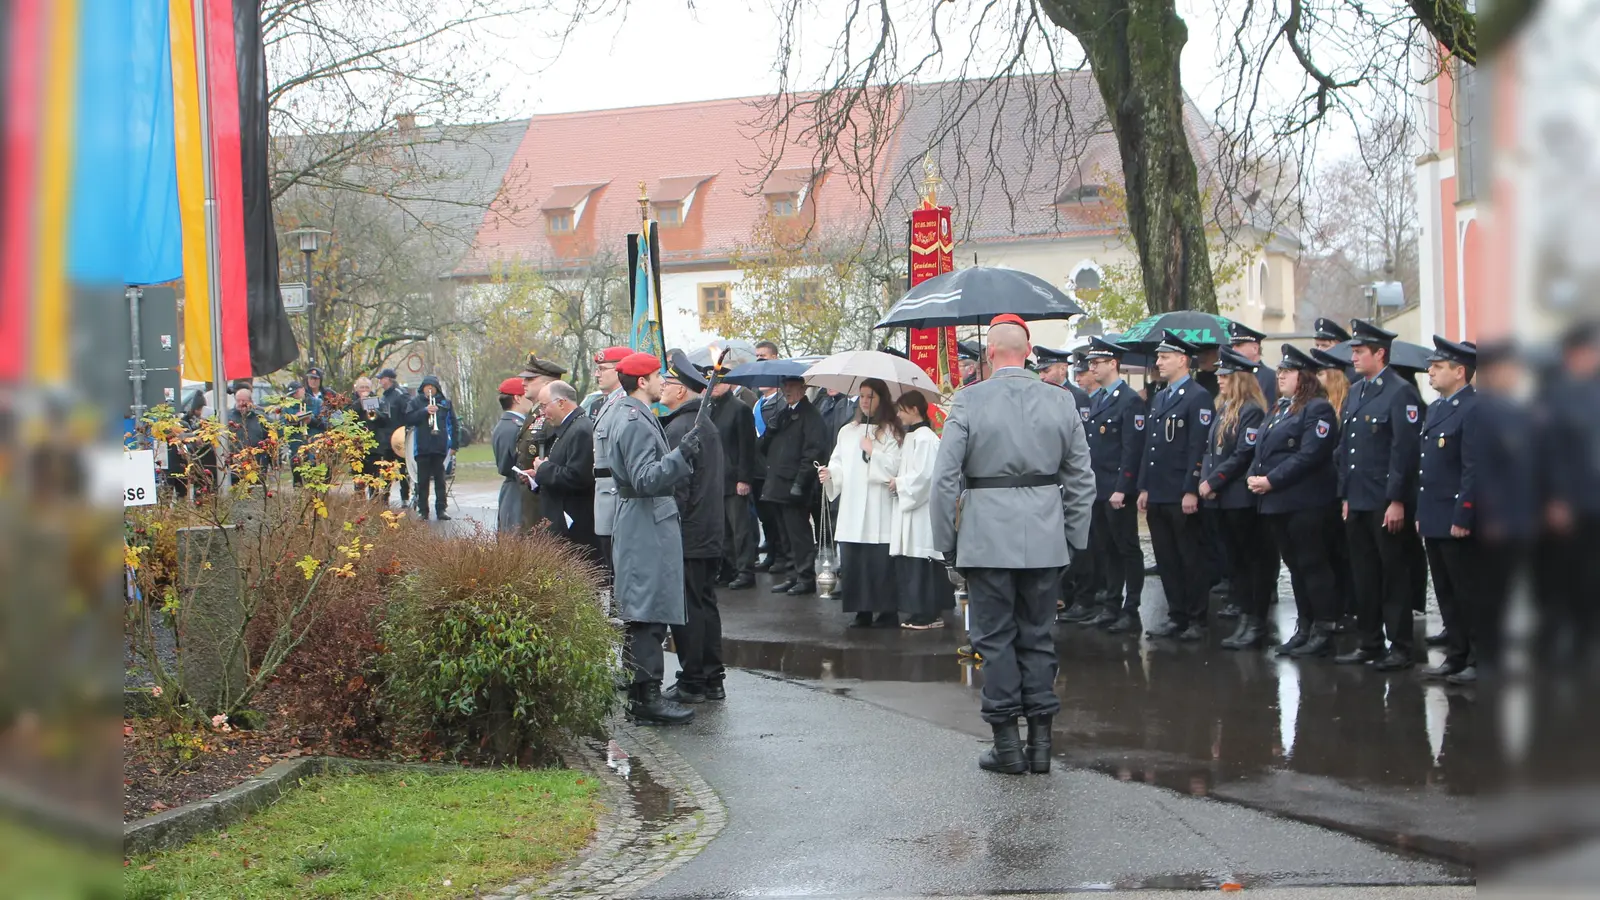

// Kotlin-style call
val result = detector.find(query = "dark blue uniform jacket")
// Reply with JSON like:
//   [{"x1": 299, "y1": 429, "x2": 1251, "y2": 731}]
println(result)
[
  {"x1": 1250, "y1": 397, "x2": 1338, "y2": 516},
  {"x1": 1085, "y1": 380, "x2": 1145, "y2": 501},
  {"x1": 1338, "y1": 368, "x2": 1422, "y2": 512},
  {"x1": 1138, "y1": 377, "x2": 1212, "y2": 505},
  {"x1": 1200, "y1": 402, "x2": 1266, "y2": 510},
  {"x1": 1416, "y1": 385, "x2": 1481, "y2": 539}
]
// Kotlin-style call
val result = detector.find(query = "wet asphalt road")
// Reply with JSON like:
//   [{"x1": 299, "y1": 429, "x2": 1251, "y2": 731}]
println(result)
[{"x1": 448, "y1": 482, "x2": 1478, "y2": 892}]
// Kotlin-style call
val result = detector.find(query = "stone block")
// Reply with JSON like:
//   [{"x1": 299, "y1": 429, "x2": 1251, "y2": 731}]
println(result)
[{"x1": 176, "y1": 525, "x2": 245, "y2": 714}]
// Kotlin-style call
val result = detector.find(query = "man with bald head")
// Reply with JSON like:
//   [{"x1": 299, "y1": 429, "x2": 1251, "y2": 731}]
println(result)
[{"x1": 931, "y1": 316, "x2": 1096, "y2": 776}]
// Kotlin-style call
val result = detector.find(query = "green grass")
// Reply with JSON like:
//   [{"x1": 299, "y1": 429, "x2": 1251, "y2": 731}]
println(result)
[
  {"x1": 124, "y1": 769, "x2": 600, "y2": 900},
  {"x1": 451, "y1": 442, "x2": 495, "y2": 467},
  {"x1": 0, "y1": 817, "x2": 121, "y2": 900}
]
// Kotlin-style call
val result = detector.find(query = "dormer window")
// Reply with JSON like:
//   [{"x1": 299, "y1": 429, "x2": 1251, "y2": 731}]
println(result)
[
  {"x1": 769, "y1": 195, "x2": 797, "y2": 218},
  {"x1": 547, "y1": 211, "x2": 574, "y2": 234},
  {"x1": 540, "y1": 181, "x2": 608, "y2": 236},
  {"x1": 657, "y1": 203, "x2": 683, "y2": 227},
  {"x1": 763, "y1": 167, "x2": 820, "y2": 219},
  {"x1": 1054, "y1": 182, "x2": 1104, "y2": 205}
]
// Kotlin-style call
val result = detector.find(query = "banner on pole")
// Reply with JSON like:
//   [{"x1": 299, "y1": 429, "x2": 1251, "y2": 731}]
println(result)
[{"x1": 907, "y1": 206, "x2": 956, "y2": 390}]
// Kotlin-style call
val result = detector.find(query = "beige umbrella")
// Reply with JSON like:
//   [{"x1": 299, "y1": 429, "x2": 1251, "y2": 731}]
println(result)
[{"x1": 803, "y1": 350, "x2": 942, "y2": 403}]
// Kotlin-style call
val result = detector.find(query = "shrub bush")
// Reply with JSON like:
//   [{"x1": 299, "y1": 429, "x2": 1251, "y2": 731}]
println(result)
[{"x1": 377, "y1": 531, "x2": 620, "y2": 764}]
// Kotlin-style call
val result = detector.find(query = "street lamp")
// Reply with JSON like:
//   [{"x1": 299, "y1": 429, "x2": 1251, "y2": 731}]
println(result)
[{"x1": 286, "y1": 227, "x2": 331, "y2": 367}]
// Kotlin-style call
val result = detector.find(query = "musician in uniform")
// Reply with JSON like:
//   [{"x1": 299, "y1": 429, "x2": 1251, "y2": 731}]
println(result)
[
  {"x1": 931, "y1": 318, "x2": 1095, "y2": 775},
  {"x1": 608, "y1": 352, "x2": 711, "y2": 725},
  {"x1": 1335, "y1": 319, "x2": 1423, "y2": 672},
  {"x1": 1416, "y1": 337, "x2": 1482, "y2": 685},
  {"x1": 1138, "y1": 331, "x2": 1215, "y2": 641},
  {"x1": 1081, "y1": 336, "x2": 1147, "y2": 634}
]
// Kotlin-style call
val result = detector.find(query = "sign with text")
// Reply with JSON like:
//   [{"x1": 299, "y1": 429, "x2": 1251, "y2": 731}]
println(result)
[
  {"x1": 907, "y1": 205, "x2": 957, "y2": 390},
  {"x1": 124, "y1": 450, "x2": 157, "y2": 507}
]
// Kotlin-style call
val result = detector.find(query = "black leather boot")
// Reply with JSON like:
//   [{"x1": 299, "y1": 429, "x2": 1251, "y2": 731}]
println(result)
[
  {"x1": 1290, "y1": 621, "x2": 1336, "y2": 658},
  {"x1": 1220, "y1": 615, "x2": 1256, "y2": 650},
  {"x1": 1024, "y1": 715, "x2": 1053, "y2": 774},
  {"x1": 979, "y1": 721, "x2": 1027, "y2": 774},
  {"x1": 629, "y1": 682, "x2": 695, "y2": 726},
  {"x1": 1274, "y1": 621, "x2": 1309, "y2": 656}
]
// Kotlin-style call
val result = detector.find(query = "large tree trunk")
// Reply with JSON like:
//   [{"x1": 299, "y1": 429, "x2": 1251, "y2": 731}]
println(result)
[{"x1": 1039, "y1": 0, "x2": 1218, "y2": 315}]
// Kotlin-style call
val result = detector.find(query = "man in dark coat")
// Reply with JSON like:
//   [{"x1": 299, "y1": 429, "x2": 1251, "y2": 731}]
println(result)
[
  {"x1": 532, "y1": 380, "x2": 598, "y2": 558},
  {"x1": 758, "y1": 376, "x2": 827, "y2": 594},
  {"x1": 491, "y1": 377, "x2": 532, "y2": 535},
  {"x1": 1080, "y1": 336, "x2": 1148, "y2": 634},
  {"x1": 1312, "y1": 318, "x2": 1359, "y2": 383},
  {"x1": 404, "y1": 374, "x2": 458, "y2": 520},
  {"x1": 709, "y1": 379, "x2": 759, "y2": 589},
  {"x1": 1416, "y1": 337, "x2": 1482, "y2": 685},
  {"x1": 1227, "y1": 321, "x2": 1279, "y2": 406},
  {"x1": 1035, "y1": 345, "x2": 1099, "y2": 623},
  {"x1": 1335, "y1": 318, "x2": 1423, "y2": 671},
  {"x1": 1138, "y1": 331, "x2": 1216, "y2": 641},
  {"x1": 659, "y1": 351, "x2": 727, "y2": 704},
  {"x1": 373, "y1": 368, "x2": 411, "y2": 508}
]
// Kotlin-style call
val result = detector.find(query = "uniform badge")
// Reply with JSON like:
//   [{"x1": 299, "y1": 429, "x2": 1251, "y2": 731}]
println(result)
[
  {"x1": 1245, "y1": 427, "x2": 1259, "y2": 446},
  {"x1": 1081, "y1": 408, "x2": 1090, "y2": 421},
  {"x1": 1405, "y1": 405, "x2": 1418, "y2": 424},
  {"x1": 1134, "y1": 415, "x2": 1145, "y2": 431},
  {"x1": 1439, "y1": 436, "x2": 1446, "y2": 448},
  {"x1": 1099, "y1": 425, "x2": 1106, "y2": 434},
  {"x1": 1199, "y1": 409, "x2": 1212, "y2": 426},
  {"x1": 1315, "y1": 420, "x2": 1330, "y2": 438}
]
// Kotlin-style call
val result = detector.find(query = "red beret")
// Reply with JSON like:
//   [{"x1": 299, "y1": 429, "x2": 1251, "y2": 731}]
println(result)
[
  {"x1": 617, "y1": 352, "x2": 661, "y2": 377},
  {"x1": 497, "y1": 377, "x2": 525, "y2": 395},
  {"x1": 990, "y1": 313, "x2": 1029, "y2": 338},
  {"x1": 594, "y1": 346, "x2": 634, "y2": 364}
]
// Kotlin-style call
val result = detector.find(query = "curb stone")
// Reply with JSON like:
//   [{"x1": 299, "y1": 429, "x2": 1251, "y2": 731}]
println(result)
[{"x1": 490, "y1": 718, "x2": 728, "y2": 900}]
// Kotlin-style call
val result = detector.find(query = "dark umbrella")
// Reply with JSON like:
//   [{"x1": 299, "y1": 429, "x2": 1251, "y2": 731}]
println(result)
[
  {"x1": 1116, "y1": 311, "x2": 1236, "y2": 349},
  {"x1": 875, "y1": 266, "x2": 1084, "y2": 329},
  {"x1": 1318, "y1": 339, "x2": 1432, "y2": 373},
  {"x1": 1102, "y1": 333, "x2": 1153, "y2": 370},
  {"x1": 721, "y1": 357, "x2": 819, "y2": 388}
]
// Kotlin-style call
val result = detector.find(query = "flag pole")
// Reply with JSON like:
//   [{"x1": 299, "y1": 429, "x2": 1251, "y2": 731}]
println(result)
[{"x1": 190, "y1": 0, "x2": 228, "y2": 425}]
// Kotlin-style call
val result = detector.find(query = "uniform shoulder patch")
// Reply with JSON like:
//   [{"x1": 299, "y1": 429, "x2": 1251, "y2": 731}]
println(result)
[
  {"x1": 1199, "y1": 408, "x2": 1212, "y2": 426},
  {"x1": 1081, "y1": 407, "x2": 1091, "y2": 420},
  {"x1": 1405, "y1": 404, "x2": 1418, "y2": 423},
  {"x1": 1133, "y1": 414, "x2": 1145, "y2": 431},
  {"x1": 1315, "y1": 419, "x2": 1330, "y2": 438},
  {"x1": 1245, "y1": 427, "x2": 1259, "y2": 445}
]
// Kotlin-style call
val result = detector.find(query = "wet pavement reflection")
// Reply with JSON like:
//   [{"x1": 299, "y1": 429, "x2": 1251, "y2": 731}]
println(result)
[{"x1": 718, "y1": 572, "x2": 1478, "y2": 865}]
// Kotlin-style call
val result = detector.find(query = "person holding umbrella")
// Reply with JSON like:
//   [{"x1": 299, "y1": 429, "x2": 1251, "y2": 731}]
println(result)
[
  {"x1": 1249, "y1": 345, "x2": 1342, "y2": 657},
  {"x1": 819, "y1": 378, "x2": 903, "y2": 627},
  {"x1": 1138, "y1": 331, "x2": 1216, "y2": 641}
]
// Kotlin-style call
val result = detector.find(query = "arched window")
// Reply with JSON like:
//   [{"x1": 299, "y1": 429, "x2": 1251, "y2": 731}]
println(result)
[
  {"x1": 1258, "y1": 263, "x2": 1270, "y2": 309},
  {"x1": 1068, "y1": 261, "x2": 1103, "y2": 304}
]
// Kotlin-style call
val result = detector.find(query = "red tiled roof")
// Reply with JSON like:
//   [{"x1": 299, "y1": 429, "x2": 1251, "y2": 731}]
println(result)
[
  {"x1": 457, "y1": 95, "x2": 893, "y2": 276},
  {"x1": 540, "y1": 182, "x2": 609, "y2": 210}
]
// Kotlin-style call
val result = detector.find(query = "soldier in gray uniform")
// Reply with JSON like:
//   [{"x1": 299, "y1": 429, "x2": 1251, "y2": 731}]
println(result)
[
  {"x1": 589, "y1": 346, "x2": 634, "y2": 582},
  {"x1": 931, "y1": 316, "x2": 1096, "y2": 775},
  {"x1": 608, "y1": 352, "x2": 711, "y2": 725}
]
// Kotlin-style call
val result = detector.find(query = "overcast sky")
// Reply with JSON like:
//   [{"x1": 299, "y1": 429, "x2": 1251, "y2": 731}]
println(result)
[{"x1": 475, "y1": 0, "x2": 1361, "y2": 161}]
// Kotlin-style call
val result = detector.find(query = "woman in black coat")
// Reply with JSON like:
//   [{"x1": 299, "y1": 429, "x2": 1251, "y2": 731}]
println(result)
[
  {"x1": 1198, "y1": 348, "x2": 1271, "y2": 649},
  {"x1": 1248, "y1": 345, "x2": 1341, "y2": 658}
]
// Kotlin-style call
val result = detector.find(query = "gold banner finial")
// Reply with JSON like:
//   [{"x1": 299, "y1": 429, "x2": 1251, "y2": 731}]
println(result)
[
  {"x1": 638, "y1": 181, "x2": 650, "y2": 224},
  {"x1": 920, "y1": 153, "x2": 942, "y2": 208}
]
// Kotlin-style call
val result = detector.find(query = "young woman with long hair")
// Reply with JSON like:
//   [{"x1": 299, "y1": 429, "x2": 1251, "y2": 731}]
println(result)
[
  {"x1": 819, "y1": 378, "x2": 903, "y2": 627},
  {"x1": 1310, "y1": 347, "x2": 1358, "y2": 630},
  {"x1": 1247, "y1": 345, "x2": 1341, "y2": 658},
  {"x1": 888, "y1": 391, "x2": 954, "y2": 629},
  {"x1": 1198, "y1": 348, "x2": 1272, "y2": 649}
]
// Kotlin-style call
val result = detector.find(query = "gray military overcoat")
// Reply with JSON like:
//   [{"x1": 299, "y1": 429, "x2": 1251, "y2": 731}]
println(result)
[
  {"x1": 608, "y1": 396, "x2": 694, "y2": 625},
  {"x1": 490, "y1": 410, "x2": 525, "y2": 534},
  {"x1": 931, "y1": 367, "x2": 1096, "y2": 569},
  {"x1": 591, "y1": 387, "x2": 627, "y2": 537}
]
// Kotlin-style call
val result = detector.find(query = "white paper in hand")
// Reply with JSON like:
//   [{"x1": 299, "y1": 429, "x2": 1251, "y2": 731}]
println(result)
[{"x1": 511, "y1": 465, "x2": 538, "y2": 489}]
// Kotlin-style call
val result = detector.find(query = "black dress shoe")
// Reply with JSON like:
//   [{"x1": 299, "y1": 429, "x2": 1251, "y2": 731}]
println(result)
[
  {"x1": 1421, "y1": 662, "x2": 1465, "y2": 679},
  {"x1": 1221, "y1": 615, "x2": 1262, "y2": 650},
  {"x1": 787, "y1": 580, "x2": 816, "y2": 596},
  {"x1": 847, "y1": 612, "x2": 874, "y2": 628},
  {"x1": 727, "y1": 573, "x2": 756, "y2": 590},
  {"x1": 1374, "y1": 650, "x2": 1414, "y2": 672},
  {"x1": 979, "y1": 721, "x2": 1028, "y2": 775},
  {"x1": 1445, "y1": 665, "x2": 1478, "y2": 685},
  {"x1": 1146, "y1": 622, "x2": 1183, "y2": 639},
  {"x1": 1290, "y1": 622, "x2": 1336, "y2": 658},
  {"x1": 1087, "y1": 609, "x2": 1119, "y2": 628},
  {"x1": 1176, "y1": 624, "x2": 1204, "y2": 642},
  {"x1": 662, "y1": 682, "x2": 706, "y2": 704},
  {"x1": 434, "y1": 512, "x2": 452, "y2": 521},
  {"x1": 703, "y1": 683, "x2": 726, "y2": 701},
  {"x1": 872, "y1": 612, "x2": 899, "y2": 627},
  {"x1": 770, "y1": 579, "x2": 797, "y2": 594},
  {"x1": 1057, "y1": 602, "x2": 1094, "y2": 623},
  {"x1": 1216, "y1": 603, "x2": 1241, "y2": 619},
  {"x1": 628, "y1": 683, "x2": 695, "y2": 726},
  {"x1": 753, "y1": 557, "x2": 773, "y2": 572},
  {"x1": 1336, "y1": 647, "x2": 1382, "y2": 665},
  {"x1": 1274, "y1": 623, "x2": 1309, "y2": 656},
  {"x1": 1024, "y1": 715, "x2": 1053, "y2": 774},
  {"x1": 1104, "y1": 613, "x2": 1140, "y2": 635},
  {"x1": 1425, "y1": 630, "x2": 1452, "y2": 648}
]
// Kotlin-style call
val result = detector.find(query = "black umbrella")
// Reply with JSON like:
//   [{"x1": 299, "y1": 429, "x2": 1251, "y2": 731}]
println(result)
[
  {"x1": 1317, "y1": 339, "x2": 1432, "y2": 373},
  {"x1": 1116, "y1": 311, "x2": 1236, "y2": 349},
  {"x1": 875, "y1": 266, "x2": 1083, "y2": 329},
  {"x1": 721, "y1": 358, "x2": 819, "y2": 388}
]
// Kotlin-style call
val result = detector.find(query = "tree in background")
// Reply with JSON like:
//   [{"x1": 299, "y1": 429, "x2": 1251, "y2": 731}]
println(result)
[{"x1": 710, "y1": 215, "x2": 900, "y2": 357}]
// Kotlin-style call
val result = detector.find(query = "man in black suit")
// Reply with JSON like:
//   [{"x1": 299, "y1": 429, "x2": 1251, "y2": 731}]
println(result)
[
  {"x1": 759, "y1": 376, "x2": 827, "y2": 595},
  {"x1": 1335, "y1": 319, "x2": 1423, "y2": 671},
  {"x1": 531, "y1": 380, "x2": 599, "y2": 561},
  {"x1": 1080, "y1": 336, "x2": 1148, "y2": 633},
  {"x1": 710, "y1": 379, "x2": 759, "y2": 589}
]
